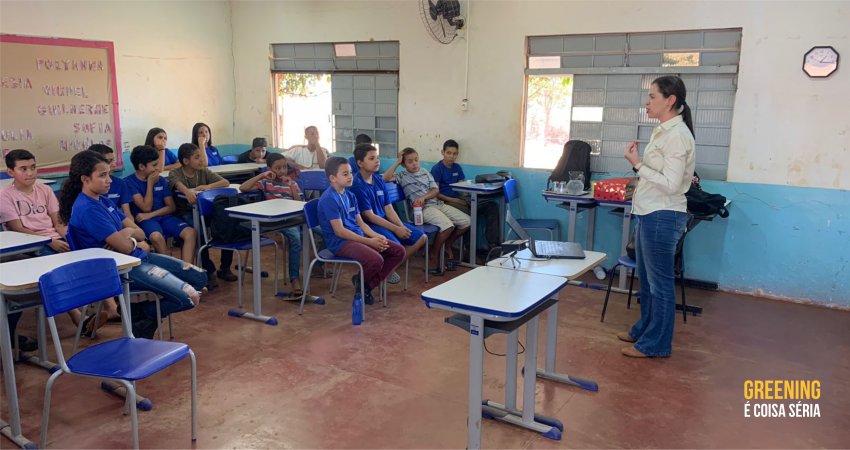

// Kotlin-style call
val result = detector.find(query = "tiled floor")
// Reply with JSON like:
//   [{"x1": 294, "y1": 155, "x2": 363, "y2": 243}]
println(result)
[{"x1": 4, "y1": 249, "x2": 850, "y2": 448}]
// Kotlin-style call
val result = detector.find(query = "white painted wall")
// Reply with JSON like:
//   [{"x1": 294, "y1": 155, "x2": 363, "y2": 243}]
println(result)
[
  {"x1": 231, "y1": 0, "x2": 850, "y2": 190},
  {"x1": 0, "y1": 0, "x2": 235, "y2": 152}
]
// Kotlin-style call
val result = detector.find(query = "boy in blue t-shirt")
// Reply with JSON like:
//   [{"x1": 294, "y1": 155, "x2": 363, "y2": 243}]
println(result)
[
  {"x1": 124, "y1": 145, "x2": 196, "y2": 263},
  {"x1": 350, "y1": 144, "x2": 425, "y2": 284},
  {"x1": 430, "y1": 139, "x2": 501, "y2": 251},
  {"x1": 317, "y1": 157, "x2": 405, "y2": 305}
]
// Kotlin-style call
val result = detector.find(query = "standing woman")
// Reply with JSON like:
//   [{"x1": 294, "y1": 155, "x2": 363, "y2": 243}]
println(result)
[
  {"x1": 144, "y1": 127, "x2": 180, "y2": 170},
  {"x1": 619, "y1": 75, "x2": 695, "y2": 358},
  {"x1": 191, "y1": 122, "x2": 221, "y2": 166}
]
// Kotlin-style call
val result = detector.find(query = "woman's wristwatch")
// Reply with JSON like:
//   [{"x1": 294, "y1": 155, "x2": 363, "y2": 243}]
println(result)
[{"x1": 632, "y1": 162, "x2": 642, "y2": 173}]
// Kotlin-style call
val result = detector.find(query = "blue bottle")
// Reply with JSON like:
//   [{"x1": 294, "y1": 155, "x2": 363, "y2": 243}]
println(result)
[{"x1": 352, "y1": 294, "x2": 363, "y2": 326}]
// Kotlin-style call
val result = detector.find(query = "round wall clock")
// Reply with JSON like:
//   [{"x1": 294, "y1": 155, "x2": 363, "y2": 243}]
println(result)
[{"x1": 803, "y1": 46, "x2": 839, "y2": 78}]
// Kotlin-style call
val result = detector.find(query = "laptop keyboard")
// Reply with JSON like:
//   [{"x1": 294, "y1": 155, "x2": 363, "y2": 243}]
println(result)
[{"x1": 536, "y1": 240, "x2": 570, "y2": 255}]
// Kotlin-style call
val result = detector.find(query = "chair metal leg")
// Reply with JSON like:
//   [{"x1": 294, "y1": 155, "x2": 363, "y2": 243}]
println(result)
[
  {"x1": 155, "y1": 298, "x2": 163, "y2": 341},
  {"x1": 404, "y1": 260, "x2": 409, "y2": 291},
  {"x1": 40, "y1": 370, "x2": 63, "y2": 448},
  {"x1": 424, "y1": 237, "x2": 430, "y2": 283},
  {"x1": 299, "y1": 259, "x2": 319, "y2": 315},
  {"x1": 168, "y1": 316, "x2": 174, "y2": 340},
  {"x1": 120, "y1": 380, "x2": 140, "y2": 449},
  {"x1": 189, "y1": 350, "x2": 197, "y2": 441},
  {"x1": 600, "y1": 263, "x2": 620, "y2": 322},
  {"x1": 359, "y1": 267, "x2": 366, "y2": 321},
  {"x1": 235, "y1": 251, "x2": 244, "y2": 309},
  {"x1": 627, "y1": 268, "x2": 635, "y2": 309},
  {"x1": 89, "y1": 302, "x2": 104, "y2": 339}
]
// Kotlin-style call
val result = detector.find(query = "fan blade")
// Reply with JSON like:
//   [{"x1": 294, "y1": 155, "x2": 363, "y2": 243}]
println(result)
[{"x1": 428, "y1": 0, "x2": 439, "y2": 21}]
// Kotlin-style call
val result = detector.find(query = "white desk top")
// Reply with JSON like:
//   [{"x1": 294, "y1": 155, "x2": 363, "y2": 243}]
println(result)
[
  {"x1": 0, "y1": 178, "x2": 56, "y2": 188},
  {"x1": 450, "y1": 180, "x2": 505, "y2": 192},
  {"x1": 421, "y1": 266, "x2": 567, "y2": 320},
  {"x1": 225, "y1": 198, "x2": 305, "y2": 221},
  {"x1": 177, "y1": 184, "x2": 243, "y2": 199},
  {"x1": 0, "y1": 231, "x2": 52, "y2": 256},
  {"x1": 0, "y1": 248, "x2": 140, "y2": 291},
  {"x1": 542, "y1": 190, "x2": 595, "y2": 202},
  {"x1": 487, "y1": 249, "x2": 606, "y2": 279}
]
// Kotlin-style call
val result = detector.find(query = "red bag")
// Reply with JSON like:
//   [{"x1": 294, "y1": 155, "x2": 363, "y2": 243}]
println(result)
[{"x1": 593, "y1": 177, "x2": 638, "y2": 202}]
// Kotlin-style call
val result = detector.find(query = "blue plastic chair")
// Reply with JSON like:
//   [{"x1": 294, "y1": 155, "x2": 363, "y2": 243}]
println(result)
[
  {"x1": 38, "y1": 258, "x2": 196, "y2": 449},
  {"x1": 0, "y1": 172, "x2": 10, "y2": 179},
  {"x1": 195, "y1": 187, "x2": 279, "y2": 309},
  {"x1": 600, "y1": 226, "x2": 691, "y2": 323},
  {"x1": 300, "y1": 199, "x2": 386, "y2": 317},
  {"x1": 297, "y1": 169, "x2": 330, "y2": 197},
  {"x1": 503, "y1": 179, "x2": 561, "y2": 240},
  {"x1": 384, "y1": 181, "x2": 443, "y2": 283},
  {"x1": 221, "y1": 155, "x2": 239, "y2": 164}
]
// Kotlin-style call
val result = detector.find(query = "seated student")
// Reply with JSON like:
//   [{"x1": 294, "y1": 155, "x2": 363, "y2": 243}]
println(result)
[
  {"x1": 350, "y1": 143, "x2": 426, "y2": 284},
  {"x1": 431, "y1": 139, "x2": 501, "y2": 252},
  {"x1": 85, "y1": 144, "x2": 130, "y2": 322},
  {"x1": 240, "y1": 153, "x2": 304, "y2": 296},
  {"x1": 238, "y1": 137, "x2": 268, "y2": 164},
  {"x1": 124, "y1": 145, "x2": 196, "y2": 263},
  {"x1": 168, "y1": 143, "x2": 232, "y2": 286},
  {"x1": 317, "y1": 157, "x2": 405, "y2": 304},
  {"x1": 385, "y1": 147, "x2": 470, "y2": 274},
  {"x1": 348, "y1": 133, "x2": 374, "y2": 173},
  {"x1": 59, "y1": 150, "x2": 205, "y2": 339},
  {"x1": 192, "y1": 122, "x2": 221, "y2": 166},
  {"x1": 0, "y1": 149, "x2": 89, "y2": 330},
  {"x1": 145, "y1": 127, "x2": 180, "y2": 170},
  {"x1": 284, "y1": 125, "x2": 329, "y2": 169}
]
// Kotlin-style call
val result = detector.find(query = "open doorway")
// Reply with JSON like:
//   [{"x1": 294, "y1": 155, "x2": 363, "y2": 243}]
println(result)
[{"x1": 273, "y1": 73, "x2": 332, "y2": 150}]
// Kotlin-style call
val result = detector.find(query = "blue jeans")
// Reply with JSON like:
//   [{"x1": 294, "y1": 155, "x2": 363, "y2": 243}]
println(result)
[
  {"x1": 629, "y1": 210, "x2": 688, "y2": 357},
  {"x1": 128, "y1": 253, "x2": 207, "y2": 320},
  {"x1": 279, "y1": 226, "x2": 302, "y2": 281}
]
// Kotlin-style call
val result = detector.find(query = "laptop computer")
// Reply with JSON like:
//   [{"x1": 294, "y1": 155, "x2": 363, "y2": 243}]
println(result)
[{"x1": 528, "y1": 238, "x2": 586, "y2": 259}]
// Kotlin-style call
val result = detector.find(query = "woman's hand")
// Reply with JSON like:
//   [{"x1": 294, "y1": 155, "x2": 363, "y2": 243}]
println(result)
[{"x1": 624, "y1": 141, "x2": 640, "y2": 166}]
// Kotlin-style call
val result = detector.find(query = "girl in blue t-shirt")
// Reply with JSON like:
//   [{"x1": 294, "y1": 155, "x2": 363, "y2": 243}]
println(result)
[
  {"x1": 58, "y1": 150, "x2": 207, "y2": 339},
  {"x1": 144, "y1": 127, "x2": 180, "y2": 170},
  {"x1": 191, "y1": 122, "x2": 221, "y2": 166}
]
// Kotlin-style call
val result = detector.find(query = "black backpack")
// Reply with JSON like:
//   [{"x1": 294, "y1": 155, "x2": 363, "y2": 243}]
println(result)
[
  {"x1": 210, "y1": 194, "x2": 254, "y2": 243},
  {"x1": 685, "y1": 172, "x2": 729, "y2": 218},
  {"x1": 548, "y1": 140, "x2": 592, "y2": 190}
]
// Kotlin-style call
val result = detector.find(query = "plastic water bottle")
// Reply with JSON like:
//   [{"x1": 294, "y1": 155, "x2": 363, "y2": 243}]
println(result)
[
  {"x1": 352, "y1": 294, "x2": 363, "y2": 326},
  {"x1": 413, "y1": 205, "x2": 424, "y2": 226}
]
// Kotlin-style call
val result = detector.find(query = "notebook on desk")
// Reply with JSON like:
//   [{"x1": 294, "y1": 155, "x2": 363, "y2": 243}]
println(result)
[{"x1": 528, "y1": 238, "x2": 586, "y2": 259}]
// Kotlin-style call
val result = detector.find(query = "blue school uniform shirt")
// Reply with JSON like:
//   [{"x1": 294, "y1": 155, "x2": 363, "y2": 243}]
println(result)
[
  {"x1": 317, "y1": 187, "x2": 363, "y2": 254},
  {"x1": 123, "y1": 174, "x2": 171, "y2": 217},
  {"x1": 350, "y1": 172, "x2": 389, "y2": 220},
  {"x1": 70, "y1": 193, "x2": 147, "y2": 259},
  {"x1": 430, "y1": 161, "x2": 465, "y2": 198},
  {"x1": 106, "y1": 175, "x2": 130, "y2": 205},
  {"x1": 163, "y1": 149, "x2": 178, "y2": 166},
  {"x1": 206, "y1": 145, "x2": 222, "y2": 166}
]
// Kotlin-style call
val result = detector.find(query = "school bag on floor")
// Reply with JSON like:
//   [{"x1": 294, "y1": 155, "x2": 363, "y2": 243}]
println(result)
[{"x1": 210, "y1": 194, "x2": 254, "y2": 243}]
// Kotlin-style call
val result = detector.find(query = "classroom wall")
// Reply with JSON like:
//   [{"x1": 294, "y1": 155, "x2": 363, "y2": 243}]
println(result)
[
  {"x1": 0, "y1": 0, "x2": 236, "y2": 155},
  {"x1": 230, "y1": 0, "x2": 850, "y2": 190}
]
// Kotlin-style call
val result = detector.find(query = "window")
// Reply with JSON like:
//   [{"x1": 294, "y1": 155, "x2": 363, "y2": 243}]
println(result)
[
  {"x1": 270, "y1": 41, "x2": 399, "y2": 153},
  {"x1": 523, "y1": 29, "x2": 741, "y2": 179}
]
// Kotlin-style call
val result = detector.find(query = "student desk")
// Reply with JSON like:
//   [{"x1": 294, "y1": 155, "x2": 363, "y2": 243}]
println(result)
[
  {"x1": 224, "y1": 198, "x2": 306, "y2": 325},
  {"x1": 541, "y1": 190, "x2": 597, "y2": 250},
  {"x1": 449, "y1": 181, "x2": 505, "y2": 267},
  {"x1": 421, "y1": 266, "x2": 569, "y2": 448},
  {"x1": 0, "y1": 248, "x2": 140, "y2": 449},
  {"x1": 0, "y1": 179, "x2": 56, "y2": 188},
  {"x1": 0, "y1": 232, "x2": 51, "y2": 258}
]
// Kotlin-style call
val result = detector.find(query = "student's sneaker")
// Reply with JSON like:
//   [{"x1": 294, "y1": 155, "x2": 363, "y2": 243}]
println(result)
[
  {"x1": 217, "y1": 269, "x2": 238, "y2": 282},
  {"x1": 206, "y1": 271, "x2": 219, "y2": 289},
  {"x1": 16, "y1": 335, "x2": 38, "y2": 353},
  {"x1": 351, "y1": 274, "x2": 374, "y2": 305},
  {"x1": 387, "y1": 271, "x2": 401, "y2": 284}
]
